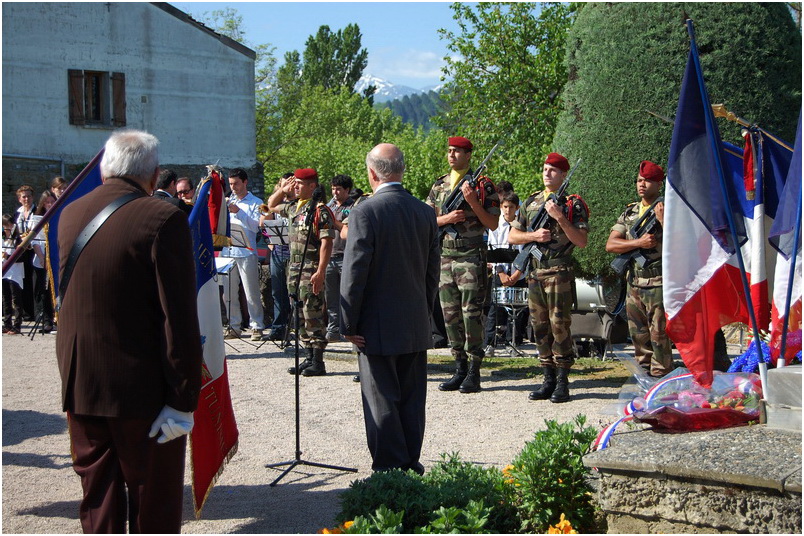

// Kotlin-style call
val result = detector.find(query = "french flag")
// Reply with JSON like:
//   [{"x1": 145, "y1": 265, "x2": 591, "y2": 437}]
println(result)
[
  {"x1": 188, "y1": 179, "x2": 239, "y2": 518},
  {"x1": 769, "y1": 111, "x2": 802, "y2": 364},
  {"x1": 663, "y1": 21, "x2": 751, "y2": 389}
]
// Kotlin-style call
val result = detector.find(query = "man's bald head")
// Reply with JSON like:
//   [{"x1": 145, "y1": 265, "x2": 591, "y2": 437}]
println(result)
[{"x1": 366, "y1": 143, "x2": 405, "y2": 183}]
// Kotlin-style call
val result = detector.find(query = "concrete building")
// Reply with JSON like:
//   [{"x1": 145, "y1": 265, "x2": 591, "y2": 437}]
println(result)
[{"x1": 2, "y1": 2, "x2": 260, "y2": 213}]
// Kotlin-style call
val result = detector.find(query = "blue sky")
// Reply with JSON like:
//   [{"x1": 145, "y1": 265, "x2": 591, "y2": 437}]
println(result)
[{"x1": 172, "y1": 2, "x2": 459, "y2": 89}]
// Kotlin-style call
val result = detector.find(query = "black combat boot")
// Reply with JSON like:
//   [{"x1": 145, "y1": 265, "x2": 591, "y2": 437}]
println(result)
[
  {"x1": 459, "y1": 361, "x2": 481, "y2": 393},
  {"x1": 287, "y1": 347, "x2": 314, "y2": 375},
  {"x1": 438, "y1": 358, "x2": 468, "y2": 391},
  {"x1": 550, "y1": 367, "x2": 571, "y2": 403},
  {"x1": 528, "y1": 366, "x2": 557, "y2": 400},
  {"x1": 302, "y1": 348, "x2": 327, "y2": 376}
]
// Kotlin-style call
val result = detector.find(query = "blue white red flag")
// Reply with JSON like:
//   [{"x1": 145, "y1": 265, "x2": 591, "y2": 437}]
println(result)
[
  {"x1": 187, "y1": 180, "x2": 239, "y2": 518},
  {"x1": 769, "y1": 111, "x2": 802, "y2": 363},
  {"x1": 664, "y1": 22, "x2": 750, "y2": 388},
  {"x1": 46, "y1": 153, "x2": 103, "y2": 297}
]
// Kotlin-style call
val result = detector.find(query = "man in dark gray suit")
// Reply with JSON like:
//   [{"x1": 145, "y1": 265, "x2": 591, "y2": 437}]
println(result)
[{"x1": 340, "y1": 143, "x2": 440, "y2": 474}]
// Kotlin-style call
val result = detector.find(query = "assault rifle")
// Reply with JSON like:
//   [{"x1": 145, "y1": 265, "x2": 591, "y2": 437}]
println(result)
[
  {"x1": 439, "y1": 140, "x2": 502, "y2": 240},
  {"x1": 609, "y1": 196, "x2": 663, "y2": 276},
  {"x1": 511, "y1": 158, "x2": 582, "y2": 273}
]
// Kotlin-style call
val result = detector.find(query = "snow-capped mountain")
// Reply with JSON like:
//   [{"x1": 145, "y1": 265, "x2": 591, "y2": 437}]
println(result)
[{"x1": 355, "y1": 74, "x2": 442, "y2": 103}]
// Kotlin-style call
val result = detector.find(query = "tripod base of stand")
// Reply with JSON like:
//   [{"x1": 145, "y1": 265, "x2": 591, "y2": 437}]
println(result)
[{"x1": 266, "y1": 457, "x2": 357, "y2": 487}]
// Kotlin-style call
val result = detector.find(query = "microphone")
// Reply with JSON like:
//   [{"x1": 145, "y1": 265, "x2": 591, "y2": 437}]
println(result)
[{"x1": 305, "y1": 186, "x2": 324, "y2": 227}]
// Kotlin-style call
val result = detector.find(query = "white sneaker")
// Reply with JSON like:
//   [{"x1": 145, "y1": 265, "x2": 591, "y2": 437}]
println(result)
[
  {"x1": 484, "y1": 345, "x2": 495, "y2": 357},
  {"x1": 224, "y1": 327, "x2": 241, "y2": 340},
  {"x1": 251, "y1": 328, "x2": 264, "y2": 341}
]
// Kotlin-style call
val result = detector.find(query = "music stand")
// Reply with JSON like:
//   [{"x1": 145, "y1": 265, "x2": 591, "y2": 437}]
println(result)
[
  {"x1": 215, "y1": 257, "x2": 242, "y2": 353},
  {"x1": 265, "y1": 202, "x2": 357, "y2": 486}
]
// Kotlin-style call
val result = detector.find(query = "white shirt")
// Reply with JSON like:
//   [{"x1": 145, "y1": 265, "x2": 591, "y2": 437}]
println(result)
[
  {"x1": 222, "y1": 191, "x2": 263, "y2": 258},
  {"x1": 487, "y1": 214, "x2": 521, "y2": 275}
]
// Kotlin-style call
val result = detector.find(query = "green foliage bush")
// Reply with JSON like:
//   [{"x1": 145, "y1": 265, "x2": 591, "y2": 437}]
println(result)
[
  {"x1": 554, "y1": 2, "x2": 801, "y2": 278},
  {"x1": 334, "y1": 415, "x2": 600, "y2": 534},
  {"x1": 337, "y1": 453, "x2": 517, "y2": 534},
  {"x1": 507, "y1": 415, "x2": 598, "y2": 532}
]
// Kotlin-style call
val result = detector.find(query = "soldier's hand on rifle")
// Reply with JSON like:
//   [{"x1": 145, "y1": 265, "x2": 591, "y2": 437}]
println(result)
[
  {"x1": 637, "y1": 233, "x2": 657, "y2": 249},
  {"x1": 655, "y1": 201, "x2": 664, "y2": 226},
  {"x1": 460, "y1": 181, "x2": 478, "y2": 206},
  {"x1": 443, "y1": 209, "x2": 466, "y2": 224},
  {"x1": 534, "y1": 228, "x2": 552, "y2": 243},
  {"x1": 545, "y1": 199, "x2": 565, "y2": 221}
]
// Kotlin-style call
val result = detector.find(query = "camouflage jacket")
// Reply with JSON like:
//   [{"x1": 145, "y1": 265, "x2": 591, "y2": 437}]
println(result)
[
  {"x1": 277, "y1": 199, "x2": 337, "y2": 267},
  {"x1": 612, "y1": 201, "x2": 663, "y2": 287},
  {"x1": 512, "y1": 190, "x2": 589, "y2": 274},
  {"x1": 426, "y1": 172, "x2": 499, "y2": 257}
]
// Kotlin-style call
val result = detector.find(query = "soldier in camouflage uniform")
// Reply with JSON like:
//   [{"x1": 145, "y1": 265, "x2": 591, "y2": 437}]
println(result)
[
  {"x1": 605, "y1": 160, "x2": 672, "y2": 377},
  {"x1": 427, "y1": 136, "x2": 499, "y2": 394},
  {"x1": 508, "y1": 153, "x2": 588, "y2": 403},
  {"x1": 267, "y1": 168, "x2": 337, "y2": 376}
]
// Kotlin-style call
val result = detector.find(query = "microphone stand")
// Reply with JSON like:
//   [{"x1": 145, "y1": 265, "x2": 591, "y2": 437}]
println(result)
[{"x1": 266, "y1": 193, "x2": 357, "y2": 486}]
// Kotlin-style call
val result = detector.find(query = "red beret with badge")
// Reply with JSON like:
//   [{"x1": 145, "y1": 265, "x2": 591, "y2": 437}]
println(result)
[
  {"x1": 448, "y1": 136, "x2": 473, "y2": 151},
  {"x1": 639, "y1": 160, "x2": 665, "y2": 183},
  {"x1": 544, "y1": 152, "x2": 570, "y2": 172},
  {"x1": 294, "y1": 168, "x2": 318, "y2": 181}
]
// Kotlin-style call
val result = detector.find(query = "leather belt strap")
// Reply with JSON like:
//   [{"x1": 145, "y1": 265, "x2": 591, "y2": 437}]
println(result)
[{"x1": 57, "y1": 192, "x2": 141, "y2": 309}]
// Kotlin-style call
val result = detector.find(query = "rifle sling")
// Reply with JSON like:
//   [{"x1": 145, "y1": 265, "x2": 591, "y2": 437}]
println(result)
[{"x1": 57, "y1": 192, "x2": 141, "y2": 308}]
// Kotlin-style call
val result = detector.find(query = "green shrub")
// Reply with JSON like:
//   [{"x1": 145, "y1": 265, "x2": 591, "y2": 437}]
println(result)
[
  {"x1": 507, "y1": 415, "x2": 598, "y2": 532},
  {"x1": 337, "y1": 454, "x2": 517, "y2": 533}
]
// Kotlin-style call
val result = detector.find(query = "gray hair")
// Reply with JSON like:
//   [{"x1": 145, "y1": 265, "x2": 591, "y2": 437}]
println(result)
[
  {"x1": 100, "y1": 129, "x2": 159, "y2": 181},
  {"x1": 366, "y1": 145, "x2": 405, "y2": 182}
]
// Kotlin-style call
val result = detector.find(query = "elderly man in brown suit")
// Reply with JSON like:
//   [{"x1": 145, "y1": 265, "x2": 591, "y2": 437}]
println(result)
[{"x1": 56, "y1": 129, "x2": 202, "y2": 533}]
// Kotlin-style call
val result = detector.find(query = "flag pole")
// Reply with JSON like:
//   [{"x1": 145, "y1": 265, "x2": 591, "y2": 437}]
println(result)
[
  {"x1": 2, "y1": 149, "x2": 104, "y2": 276},
  {"x1": 777, "y1": 198, "x2": 802, "y2": 367},
  {"x1": 686, "y1": 19, "x2": 768, "y2": 389}
]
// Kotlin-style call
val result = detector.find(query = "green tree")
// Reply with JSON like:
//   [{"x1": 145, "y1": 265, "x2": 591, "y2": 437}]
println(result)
[
  {"x1": 437, "y1": 2, "x2": 575, "y2": 193},
  {"x1": 553, "y1": 2, "x2": 802, "y2": 278}
]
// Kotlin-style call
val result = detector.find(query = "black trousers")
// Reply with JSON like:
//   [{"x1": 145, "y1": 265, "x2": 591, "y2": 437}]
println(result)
[{"x1": 358, "y1": 350, "x2": 427, "y2": 474}]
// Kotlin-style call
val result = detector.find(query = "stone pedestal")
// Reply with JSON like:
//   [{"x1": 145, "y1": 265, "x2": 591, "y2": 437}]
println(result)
[{"x1": 584, "y1": 425, "x2": 802, "y2": 533}]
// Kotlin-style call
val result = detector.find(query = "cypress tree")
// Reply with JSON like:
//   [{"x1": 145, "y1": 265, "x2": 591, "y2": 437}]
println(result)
[{"x1": 552, "y1": 2, "x2": 801, "y2": 278}]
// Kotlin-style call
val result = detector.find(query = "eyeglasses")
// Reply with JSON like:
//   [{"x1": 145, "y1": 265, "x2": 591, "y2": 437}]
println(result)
[{"x1": 177, "y1": 190, "x2": 193, "y2": 195}]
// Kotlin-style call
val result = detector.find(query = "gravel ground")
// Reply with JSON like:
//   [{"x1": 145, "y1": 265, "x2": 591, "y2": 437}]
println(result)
[{"x1": 3, "y1": 325, "x2": 659, "y2": 534}]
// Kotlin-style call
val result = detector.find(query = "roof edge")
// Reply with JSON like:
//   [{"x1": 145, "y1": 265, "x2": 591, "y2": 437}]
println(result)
[{"x1": 151, "y1": 2, "x2": 257, "y2": 60}]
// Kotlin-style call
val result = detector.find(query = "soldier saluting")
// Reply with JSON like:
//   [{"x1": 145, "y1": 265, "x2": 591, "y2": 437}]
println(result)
[
  {"x1": 427, "y1": 136, "x2": 499, "y2": 394},
  {"x1": 507, "y1": 152, "x2": 588, "y2": 403},
  {"x1": 268, "y1": 168, "x2": 337, "y2": 377},
  {"x1": 605, "y1": 160, "x2": 672, "y2": 378}
]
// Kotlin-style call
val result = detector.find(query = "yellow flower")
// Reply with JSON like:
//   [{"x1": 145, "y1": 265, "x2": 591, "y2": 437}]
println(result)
[
  {"x1": 547, "y1": 513, "x2": 578, "y2": 534},
  {"x1": 318, "y1": 528, "x2": 342, "y2": 534},
  {"x1": 343, "y1": 520, "x2": 354, "y2": 529}
]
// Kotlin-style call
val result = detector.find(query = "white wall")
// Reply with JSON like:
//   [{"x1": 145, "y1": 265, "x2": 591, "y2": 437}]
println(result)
[{"x1": 2, "y1": 2, "x2": 256, "y2": 168}]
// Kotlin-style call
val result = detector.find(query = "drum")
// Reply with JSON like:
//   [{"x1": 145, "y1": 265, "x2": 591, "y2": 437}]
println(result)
[
  {"x1": 494, "y1": 287, "x2": 528, "y2": 306},
  {"x1": 574, "y1": 277, "x2": 626, "y2": 315}
]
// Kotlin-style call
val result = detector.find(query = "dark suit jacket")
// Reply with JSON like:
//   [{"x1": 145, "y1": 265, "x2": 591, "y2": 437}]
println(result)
[
  {"x1": 340, "y1": 183, "x2": 440, "y2": 356},
  {"x1": 56, "y1": 177, "x2": 202, "y2": 419},
  {"x1": 154, "y1": 189, "x2": 192, "y2": 216}
]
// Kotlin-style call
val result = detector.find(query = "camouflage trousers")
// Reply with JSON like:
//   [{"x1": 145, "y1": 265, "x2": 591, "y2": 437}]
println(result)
[
  {"x1": 528, "y1": 267, "x2": 575, "y2": 368},
  {"x1": 439, "y1": 254, "x2": 487, "y2": 363},
  {"x1": 287, "y1": 262, "x2": 327, "y2": 350},
  {"x1": 626, "y1": 283, "x2": 672, "y2": 376}
]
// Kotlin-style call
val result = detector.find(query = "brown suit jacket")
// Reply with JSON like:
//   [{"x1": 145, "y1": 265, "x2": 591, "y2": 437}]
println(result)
[{"x1": 56, "y1": 177, "x2": 202, "y2": 419}]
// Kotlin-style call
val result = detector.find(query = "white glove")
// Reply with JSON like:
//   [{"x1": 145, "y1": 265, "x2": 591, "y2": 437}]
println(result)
[{"x1": 148, "y1": 405, "x2": 194, "y2": 444}]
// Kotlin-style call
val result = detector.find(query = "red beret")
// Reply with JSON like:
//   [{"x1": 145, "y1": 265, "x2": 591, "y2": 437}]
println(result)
[
  {"x1": 639, "y1": 160, "x2": 665, "y2": 183},
  {"x1": 294, "y1": 168, "x2": 318, "y2": 181},
  {"x1": 448, "y1": 136, "x2": 473, "y2": 151},
  {"x1": 544, "y1": 152, "x2": 570, "y2": 172}
]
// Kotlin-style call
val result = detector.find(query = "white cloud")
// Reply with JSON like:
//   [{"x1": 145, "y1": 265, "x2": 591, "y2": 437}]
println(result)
[{"x1": 368, "y1": 48, "x2": 446, "y2": 83}]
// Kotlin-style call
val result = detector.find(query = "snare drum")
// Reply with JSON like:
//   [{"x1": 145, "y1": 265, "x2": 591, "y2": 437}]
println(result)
[{"x1": 494, "y1": 287, "x2": 528, "y2": 306}]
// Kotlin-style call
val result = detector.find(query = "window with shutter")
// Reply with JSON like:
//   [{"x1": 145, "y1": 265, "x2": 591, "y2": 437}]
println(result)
[{"x1": 67, "y1": 70, "x2": 126, "y2": 127}]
